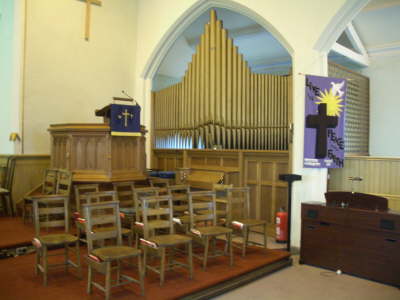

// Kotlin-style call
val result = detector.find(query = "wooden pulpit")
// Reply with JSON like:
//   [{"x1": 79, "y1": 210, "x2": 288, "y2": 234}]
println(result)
[{"x1": 48, "y1": 104, "x2": 146, "y2": 182}]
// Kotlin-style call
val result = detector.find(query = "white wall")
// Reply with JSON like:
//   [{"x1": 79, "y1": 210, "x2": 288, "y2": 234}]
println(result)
[
  {"x1": 0, "y1": 0, "x2": 17, "y2": 153},
  {"x1": 23, "y1": 0, "x2": 137, "y2": 153},
  {"x1": 362, "y1": 53, "x2": 400, "y2": 156}
]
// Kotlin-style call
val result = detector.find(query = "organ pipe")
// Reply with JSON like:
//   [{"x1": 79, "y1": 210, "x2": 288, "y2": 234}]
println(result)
[{"x1": 152, "y1": 9, "x2": 290, "y2": 150}]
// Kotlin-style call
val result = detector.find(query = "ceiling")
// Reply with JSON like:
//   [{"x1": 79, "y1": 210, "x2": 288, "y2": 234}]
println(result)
[{"x1": 155, "y1": 1, "x2": 400, "y2": 85}]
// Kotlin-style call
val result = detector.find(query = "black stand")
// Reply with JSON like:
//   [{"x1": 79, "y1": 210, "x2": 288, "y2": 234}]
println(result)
[{"x1": 278, "y1": 174, "x2": 302, "y2": 252}]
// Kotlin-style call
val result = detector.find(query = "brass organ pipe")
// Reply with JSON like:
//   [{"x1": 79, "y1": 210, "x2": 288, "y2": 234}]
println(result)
[{"x1": 221, "y1": 28, "x2": 227, "y2": 148}]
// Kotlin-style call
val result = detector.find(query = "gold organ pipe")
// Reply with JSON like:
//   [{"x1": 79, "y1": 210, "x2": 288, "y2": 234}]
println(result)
[{"x1": 152, "y1": 9, "x2": 290, "y2": 151}]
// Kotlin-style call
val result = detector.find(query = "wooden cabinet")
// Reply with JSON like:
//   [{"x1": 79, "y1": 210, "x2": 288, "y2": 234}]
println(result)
[
  {"x1": 300, "y1": 202, "x2": 400, "y2": 286},
  {"x1": 48, "y1": 124, "x2": 146, "y2": 182}
]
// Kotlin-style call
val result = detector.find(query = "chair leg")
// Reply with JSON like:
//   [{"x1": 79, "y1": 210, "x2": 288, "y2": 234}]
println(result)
[
  {"x1": 138, "y1": 254, "x2": 145, "y2": 296},
  {"x1": 160, "y1": 248, "x2": 166, "y2": 286},
  {"x1": 75, "y1": 240, "x2": 82, "y2": 279},
  {"x1": 188, "y1": 242, "x2": 193, "y2": 280},
  {"x1": 143, "y1": 246, "x2": 148, "y2": 276},
  {"x1": 203, "y1": 236, "x2": 209, "y2": 270},
  {"x1": 242, "y1": 227, "x2": 248, "y2": 257},
  {"x1": 43, "y1": 246, "x2": 48, "y2": 286},
  {"x1": 228, "y1": 233, "x2": 233, "y2": 267},
  {"x1": 105, "y1": 262, "x2": 112, "y2": 300},
  {"x1": 35, "y1": 248, "x2": 40, "y2": 275},
  {"x1": 116, "y1": 260, "x2": 121, "y2": 284},
  {"x1": 64, "y1": 244, "x2": 69, "y2": 272},
  {"x1": 87, "y1": 265, "x2": 93, "y2": 294},
  {"x1": 264, "y1": 223, "x2": 268, "y2": 249}
]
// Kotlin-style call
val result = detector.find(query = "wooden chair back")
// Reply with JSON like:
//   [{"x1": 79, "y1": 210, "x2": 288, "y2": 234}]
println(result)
[
  {"x1": 149, "y1": 177, "x2": 170, "y2": 189},
  {"x1": 74, "y1": 184, "x2": 100, "y2": 213},
  {"x1": 133, "y1": 187, "x2": 160, "y2": 221},
  {"x1": 140, "y1": 195, "x2": 174, "y2": 239},
  {"x1": 187, "y1": 191, "x2": 217, "y2": 228},
  {"x1": 225, "y1": 187, "x2": 251, "y2": 223},
  {"x1": 85, "y1": 191, "x2": 118, "y2": 204},
  {"x1": 81, "y1": 201, "x2": 122, "y2": 252},
  {"x1": 113, "y1": 181, "x2": 135, "y2": 208},
  {"x1": 42, "y1": 169, "x2": 59, "y2": 194},
  {"x1": 56, "y1": 169, "x2": 73, "y2": 195},
  {"x1": 167, "y1": 185, "x2": 190, "y2": 215},
  {"x1": 32, "y1": 195, "x2": 70, "y2": 236}
]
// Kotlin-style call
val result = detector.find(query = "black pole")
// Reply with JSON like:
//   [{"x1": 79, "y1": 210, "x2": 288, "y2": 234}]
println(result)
[{"x1": 278, "y1": 174, "x2": 302, "y2": 252}]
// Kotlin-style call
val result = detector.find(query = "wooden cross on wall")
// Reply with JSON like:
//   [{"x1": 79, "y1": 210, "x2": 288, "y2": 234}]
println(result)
[{"x1": 78, "y1": 0, "x2": 102, "y2": 41}]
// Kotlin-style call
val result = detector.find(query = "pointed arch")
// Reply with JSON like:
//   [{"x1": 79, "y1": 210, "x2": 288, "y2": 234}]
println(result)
[
  {"x1": 314, "y1": 0, "x2": 370, "y2": 53},
  {"x1": 141, "y1": 0, "x2": 294, "y2": 80}
]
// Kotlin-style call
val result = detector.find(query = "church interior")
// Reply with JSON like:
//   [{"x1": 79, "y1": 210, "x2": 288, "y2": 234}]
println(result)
[{"x1": 0, "y1": 0, "x2": 399, "y2": 299}]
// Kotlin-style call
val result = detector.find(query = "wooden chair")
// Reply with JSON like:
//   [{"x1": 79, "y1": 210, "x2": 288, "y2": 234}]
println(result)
[
  {"x1": 32, "y1": 195, "x2": 81, "y2": 286},
  {"x1": 225, "y1": 187, "x2": 267, "y2": 256},
  {"x1": 212, "y1": 183, "x2": 233, "y2": 224},
  {"x1": 133, "y1": 187, "x2": 160, "y2": 246},
  {"x1": 0, "y1": 187, "x2": 13, "y2": 216},
  {"x1": 23, "y1": 169, "x2": 72, "y2": 222},
  {"x1": 84, "y1": 191, "x2": 133, "y2": 247},
  {"x1": 113, "y1": 182, "x2": 136, "y2": 228},
  {"x1": 73, "y1": 184, "x2": 100, "y2": 243},
  {"x1": 167, "y1": 185, "x2": 190, "y2": 217},
  {"x1": 82, "y1": 201, "x2": 144, "y2": 300},
  {"x1": 149, "y1": 177, "x2": 171, "y2": 194},
  {"x1": 140, "y1": 195, "x2": 193, "y2": 285},
  {"x1": 187, "y1": 191, "x2": 233, "y2": 270}
]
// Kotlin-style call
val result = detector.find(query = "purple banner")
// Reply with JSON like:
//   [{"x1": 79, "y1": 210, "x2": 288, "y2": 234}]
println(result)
[{"x1": 304, "y1": 75, "x2": 347, "y2": 168}]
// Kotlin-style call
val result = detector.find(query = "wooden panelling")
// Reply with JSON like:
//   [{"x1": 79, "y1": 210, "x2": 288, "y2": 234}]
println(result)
[
  {"x1": 0, "y1": 155, "x2": 50, "y2": 212},
  {"x1": 329, "y1": 156, "x2": 400, "y2": 211},
  {"x1": 49, "y1": 124, "x2": 146, "y2": 182},
  {"x1": 153, "y1": 149, "x2": 289, "y2": 235}
]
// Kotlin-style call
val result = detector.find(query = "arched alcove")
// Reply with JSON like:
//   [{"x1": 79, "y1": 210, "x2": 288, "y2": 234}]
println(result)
[{"x1": 142, "y1": 0, "x2": 294, "y2": 80}]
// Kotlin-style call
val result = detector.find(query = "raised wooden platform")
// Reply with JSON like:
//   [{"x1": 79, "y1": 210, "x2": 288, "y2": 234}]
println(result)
[{"x1": 0, "y1": 217, "x2": 291, "y2": 299}]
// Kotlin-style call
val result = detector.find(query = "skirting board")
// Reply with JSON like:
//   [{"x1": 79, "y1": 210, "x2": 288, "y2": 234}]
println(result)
[{"x1": 180, "y1": 257, "x2": 293, "y2": 300}]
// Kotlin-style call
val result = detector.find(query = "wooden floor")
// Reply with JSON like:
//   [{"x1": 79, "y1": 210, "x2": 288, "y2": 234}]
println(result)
[
  {"x1": 0, "y1": 216, "x2": 291, "y2": 299},
  {"x1": 0, "y1": 217, "x2": 35, "y2": 249}
]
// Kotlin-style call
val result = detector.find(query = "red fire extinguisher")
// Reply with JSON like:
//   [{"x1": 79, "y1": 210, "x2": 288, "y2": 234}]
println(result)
[{"x1": 276, "y1": 207, "x2": 288, "y2": 243}]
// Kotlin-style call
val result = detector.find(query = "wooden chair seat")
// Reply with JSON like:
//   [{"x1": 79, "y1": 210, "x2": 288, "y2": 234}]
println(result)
[
  {"x1": 38, "y1": 234, "x2": 78, "y2": 245},
  {"x1": 137, "y1": 219, "x2": 171, "y2": 230},
  {"x1": 194, "y1": 226, "x2": 232, "y2": 237},
  {"x1": 233, "y1": 218, "x2": 266, "y2": 227},
  {"x1": 91, "y1": 246, "x2": 141, "y2": 262},
  {"x1": 93, "y1": 227, "x2": 132, "y2": 236},
  {"x1": 150, "y1": 234, "x2": 191, "y2": 247}
]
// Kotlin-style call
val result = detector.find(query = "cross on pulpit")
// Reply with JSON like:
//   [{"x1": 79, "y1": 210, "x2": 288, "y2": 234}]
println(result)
[
  {"x1": 118, "y1": 109, "x2": 134, "y2": 127},
  {"x1": 306, "y1": 103, "x2": 338, "y2": 158},
  {"x1": 78, "y1": 0, "x2": 102, "y2": 40}
]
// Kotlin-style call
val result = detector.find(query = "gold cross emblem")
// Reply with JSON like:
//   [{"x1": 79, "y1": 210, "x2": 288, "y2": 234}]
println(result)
[{"x1": 118, "y1": 109, "x2": 134, "y2": 127}]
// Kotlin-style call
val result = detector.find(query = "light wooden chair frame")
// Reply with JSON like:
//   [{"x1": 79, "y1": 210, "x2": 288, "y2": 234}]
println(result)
[
  {"x1": 226, "y1": 187, "x2": 268, "y2": 256},
  {"x1": 84, "y1": 191, "x2": 133, "y2": 247},
  {"x1": 187, "y1": 191, "x2": 233, "y2": 270},
  {"x1": 32, "y1": 195, "x2": 81, "y2": 286},
  {"x1": 140, "y1": 195, "x2": 193, "y2": 285},
  {"x1": 24, "y1": 169, "x2": 72, "y2": 223},
  {"x1": 133, "y1": 187, "x2": 160, "y2": 246},
  {"x1": 74, "y1": 184, "x2": 100, "y2": 243},
  {"x1": 82, "y1": 201, "x2": 144, "y2": 300}
]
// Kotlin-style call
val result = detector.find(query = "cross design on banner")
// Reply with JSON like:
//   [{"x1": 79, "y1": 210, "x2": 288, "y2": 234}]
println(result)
[
  {"x1": 306, "y1": 103, "x2": 338, "y2": 159},
  {"x1": 118, "y1": 109, "x2": 134, "y2": 127}
]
